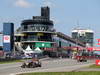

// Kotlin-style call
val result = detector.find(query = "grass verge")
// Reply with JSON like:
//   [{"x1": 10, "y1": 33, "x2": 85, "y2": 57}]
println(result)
[
  {"x1": 0, "y1": 59, "x2": 23, "y2": 64},
  {"x1": 18, "y1": 71, "x2": 100, "y2": 75},
  {"x1": 88, "y1": 64, "x2": 100, "y2": 68}
]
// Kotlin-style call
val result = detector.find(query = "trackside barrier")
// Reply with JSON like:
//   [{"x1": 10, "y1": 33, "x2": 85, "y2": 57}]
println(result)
[{"x1": 95, "y1": 60, "x2": 100, "y2": 66}]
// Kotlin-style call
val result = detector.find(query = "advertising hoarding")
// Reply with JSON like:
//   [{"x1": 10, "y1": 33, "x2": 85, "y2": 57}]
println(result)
[
  {"x1": 3, "y1": 23, "x2": 14, "y2": 52},
  {"x1": 35, "y1": 42, "x2": 51, "y2": 48}
]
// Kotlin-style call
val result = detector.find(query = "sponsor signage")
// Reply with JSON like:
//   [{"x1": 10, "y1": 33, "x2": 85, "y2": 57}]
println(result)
[
  {"x1": 3, "y1": 23, "x2": 14, "y2": 52},
  {"x1": 93, "y1": 47, "x2": 100, "y2": 51},
  {"x1": 3, "y1": 35, "x2": 10, "y2": 43},
  {"x1": 35, "y1": 42, "x2": 51, "y2": 48},
  {"x1": 87, "y1": 47, "x2": 100, "y2": 51},
  {"x1": 96, "y1": 60, "x2": 100, "y2": 66},
  {"x1": 97, "y1": 39, "x2": 100, "y2": 45},
  {"x1": 28, "y1": 25, "x2": 48, "y2": 31}
]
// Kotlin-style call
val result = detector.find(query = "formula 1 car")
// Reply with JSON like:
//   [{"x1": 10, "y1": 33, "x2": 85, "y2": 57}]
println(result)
[
  {"x1": 76, "y1": 56, "x2": 87, "y2": 62},
  {"x1": 21, "y1": 58, "x2": 42, "y2": 68}
]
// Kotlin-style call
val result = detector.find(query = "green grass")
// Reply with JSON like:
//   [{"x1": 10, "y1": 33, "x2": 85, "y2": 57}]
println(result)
[
  {"x1": 18, "y1": 72, "x2": 100, "y2": 75},
  {"x1": 88, "y1": 64, "x2": 100, "y2": 68},
  {"x1": 0, "y1": 59, "x2": 23, "y2": 64}
]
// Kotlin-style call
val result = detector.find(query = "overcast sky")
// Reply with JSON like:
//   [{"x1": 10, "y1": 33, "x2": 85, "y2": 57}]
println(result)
[{"x1": 0, "y1": 0, "x2": 100, "y2": 46}]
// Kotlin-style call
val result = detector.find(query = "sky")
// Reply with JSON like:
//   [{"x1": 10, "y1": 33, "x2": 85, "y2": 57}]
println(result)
[{"x1": 0, "y1": 0, "x2": 100, "y2": 46}]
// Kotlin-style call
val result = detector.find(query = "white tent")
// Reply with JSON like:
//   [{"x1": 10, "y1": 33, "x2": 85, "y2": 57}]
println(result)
[
  {"x1": 25, "y1": 45, "x2": 32, "y2": 51},
  {"x1": 23, "y1": 45, "x2": 34, "y2": 53},
  {"x1": 34, "y1": 47, "x2": 43, "y2": 53},
  {"x1": 22, "y1": 45, "x2": 34, "y2": 58}
]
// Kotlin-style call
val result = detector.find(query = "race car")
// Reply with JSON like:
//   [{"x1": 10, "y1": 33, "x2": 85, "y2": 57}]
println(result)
[
  {"x1": 76, "y1": 56, "x2": 87, "y2": 62},
  {"x1": 21, "y1": 58, "x2": 42, "y2": 68}
]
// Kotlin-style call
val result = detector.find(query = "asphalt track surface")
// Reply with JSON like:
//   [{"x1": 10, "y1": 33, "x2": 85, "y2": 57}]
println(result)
[{"x1": 0, "y1": 58, "x2": 94, "y2": 75}]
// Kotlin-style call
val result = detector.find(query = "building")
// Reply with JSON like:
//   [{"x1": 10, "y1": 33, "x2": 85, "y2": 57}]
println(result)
[
  {"x1": 14, "y1": 6, "x2": 85, "y2": 57},
  {"x1": 15, "y1": 6, "x2": 56, "y2": 52},
  {"x1": 72, "y1": 28, "x2": 94, "y2": 47}
]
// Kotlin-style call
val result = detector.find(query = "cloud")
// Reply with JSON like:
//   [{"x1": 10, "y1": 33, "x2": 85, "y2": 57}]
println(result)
[
  {"x1": 14, "y1": 0, "x2": 32, "y2": 8},
  {"x1": 43, "y1": 1, "x2": 55, "y2": 8},
  {"x1": 51, "y1": 17, "x2": 60, "y2": 24}
]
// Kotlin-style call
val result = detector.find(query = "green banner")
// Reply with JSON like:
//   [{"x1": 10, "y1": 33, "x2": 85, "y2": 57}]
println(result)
[{"x1": 35, "y1": 42, "x2": 51, "y2": 48}]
